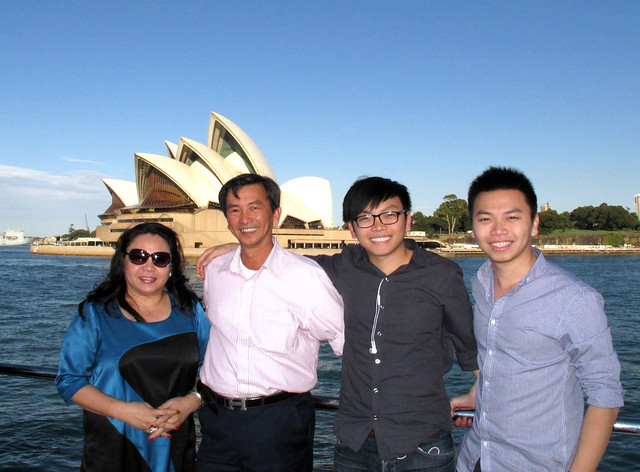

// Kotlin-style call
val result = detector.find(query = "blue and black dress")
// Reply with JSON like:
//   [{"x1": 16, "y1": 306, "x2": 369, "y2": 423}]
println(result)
[{"x1": 57, "y1": 297, "x2": 210, "y2": 472}]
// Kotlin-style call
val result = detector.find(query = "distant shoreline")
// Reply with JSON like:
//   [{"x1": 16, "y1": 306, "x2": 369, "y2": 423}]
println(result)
[
  {"x1": 29, "y1": 244, "x2": 640, "y2": 259},
  {"x1": 435, "y1": 247, "x2": 640, "y2": 257}
]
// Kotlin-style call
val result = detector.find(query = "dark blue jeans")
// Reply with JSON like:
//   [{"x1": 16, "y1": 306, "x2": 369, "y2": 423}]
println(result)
[
  {"x1": 334, "y1": 432, "x2": 455, "y2": 472},
  {"x1": 196, "y1": 392, "x2": 315, "y2": 472}
]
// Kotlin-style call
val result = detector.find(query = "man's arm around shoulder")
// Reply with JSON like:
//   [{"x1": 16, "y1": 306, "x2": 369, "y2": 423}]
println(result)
[
  {"x1": 293, "y1": 256, "x2": 345, "y2": 356},
  {"x1": 196, "y1": 243, "x2": 238, "y2": 278}
]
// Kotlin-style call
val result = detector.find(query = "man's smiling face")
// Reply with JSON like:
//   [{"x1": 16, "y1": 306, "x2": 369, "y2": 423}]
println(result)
[
  {"x1": 225, "y1": 183, "x2": 281, "y2": 252},
  {"x1": 471, "y1": 189, "x2": 539, "y2": 269}
]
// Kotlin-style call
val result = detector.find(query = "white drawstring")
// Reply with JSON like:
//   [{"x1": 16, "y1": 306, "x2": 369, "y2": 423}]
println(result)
[{"x1": 369, "y1": 278, "x2": 387, "y2": 355}]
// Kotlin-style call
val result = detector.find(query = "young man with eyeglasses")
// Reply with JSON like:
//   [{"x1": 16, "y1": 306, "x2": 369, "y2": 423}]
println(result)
[
  {"x1": 314, "y1": 176, "x2": 477, "y2": 471},
  {"x1": 197, "y1": 175, "x2": 478, "y2": 471}
]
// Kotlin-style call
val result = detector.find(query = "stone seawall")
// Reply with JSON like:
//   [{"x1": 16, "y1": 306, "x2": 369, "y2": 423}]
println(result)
[
  {"x1": 30, "y1": 245, "x2": 115, "y2": 257},
  {"x1": 31, "y1": 244, "x2": 640, "y2": 259},
  {"x1": 30, "y1": 245, "x2": 205, "y2": 259},
  {"x1": 436, "y1": 247, "x2": 640, "y2": 257}
]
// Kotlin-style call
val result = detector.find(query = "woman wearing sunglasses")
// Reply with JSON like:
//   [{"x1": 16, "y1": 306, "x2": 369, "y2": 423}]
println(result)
[{"x1": 56, "y1": 223, "x2": 210, "y2": 472}]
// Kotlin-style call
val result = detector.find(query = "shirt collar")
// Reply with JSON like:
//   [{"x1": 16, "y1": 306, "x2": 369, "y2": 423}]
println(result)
[
  {"x1": 228, "y1": 237, "x2": 281, "y2": 277},
  {"x1": 351, "y1": 239, "x2": 420, "y2": 276},
  {"x1": 477, "y1": 247, "x2": 548, "y2": 298}
]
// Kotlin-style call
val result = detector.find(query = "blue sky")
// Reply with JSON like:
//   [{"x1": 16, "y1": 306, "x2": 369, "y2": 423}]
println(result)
[{"x1": 1, "y1": 1, "x2": 638, "y2": 236}]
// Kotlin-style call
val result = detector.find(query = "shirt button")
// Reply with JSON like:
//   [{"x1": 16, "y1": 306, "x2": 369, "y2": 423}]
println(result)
[
  {"x1": 488, "y1": 350, "x2": 493, "y2": 356},
  {"x1": 377, "y1": 331, "x2": 382, "y2": 336},
  {"x1": 491, "y1": 319, "x2": 496, "y2": 325},
  {"x1": 482, "y1": 412, "x2": 487, "y2": 418},
  {"x1": 373, "y1": 388, "x2": 379, "y2": 393},
  {"x1": 375, "y1": 359, "x2": 381, "y2": 364},
  {"x1": 483, "y1": 441, "x2": 488, "y2": 447},
  {"x1": 484, "y1": 380, "x2": 489, "y2": 387},
  {"x1": 373, "y1": 415, "x2": 378, "y2": 421}
]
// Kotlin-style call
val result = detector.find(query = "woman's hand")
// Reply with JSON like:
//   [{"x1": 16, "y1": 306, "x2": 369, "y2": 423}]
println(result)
[
  {"x1": 147, "y1": 393, "x2": 202, "y2": 440},
  {"x1": 119, "y1": 401, "x2": 179, "y2": 439},
  {"x1": 72, "y1": 385, "x2": 180, "y2": 440}
]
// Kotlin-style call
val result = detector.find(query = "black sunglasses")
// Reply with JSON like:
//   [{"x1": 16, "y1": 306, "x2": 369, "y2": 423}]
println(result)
[{"x1": 124, "y1": 249, "x2": 172, "y2": 268}]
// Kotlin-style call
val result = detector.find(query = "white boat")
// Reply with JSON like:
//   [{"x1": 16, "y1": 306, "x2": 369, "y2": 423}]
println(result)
[{"x1": 0, "y1": 229, "x2": 33, "y2": 246}]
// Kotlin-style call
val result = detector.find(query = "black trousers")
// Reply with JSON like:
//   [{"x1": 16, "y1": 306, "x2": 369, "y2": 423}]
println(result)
[{"x1": 196, "y1": 392, "x2": 315, "y2": 472}]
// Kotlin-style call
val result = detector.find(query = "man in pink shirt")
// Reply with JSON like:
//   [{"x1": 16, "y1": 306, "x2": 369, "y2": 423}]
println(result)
[{"x1": 196, "y1": 174, "x2": 344, "y2": 472}]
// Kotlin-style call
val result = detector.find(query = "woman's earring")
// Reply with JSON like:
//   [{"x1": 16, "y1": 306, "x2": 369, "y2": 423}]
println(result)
[{"x1": 169, "y1": 271, "x2": 172, "y2": 277}]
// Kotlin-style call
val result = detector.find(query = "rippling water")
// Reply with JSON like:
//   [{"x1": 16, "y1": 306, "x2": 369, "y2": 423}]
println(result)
[{"x1": 0, "y1": 246, "x2": 638, "y2": 471}]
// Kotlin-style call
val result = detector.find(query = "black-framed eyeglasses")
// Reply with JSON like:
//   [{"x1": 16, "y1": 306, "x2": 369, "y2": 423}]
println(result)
[
  {"x1": 353, "y1": 210, "x2": 408, "y2": 228},
  {"x1": 124, "y1": 249, "x2": 172, "y2": 268}
]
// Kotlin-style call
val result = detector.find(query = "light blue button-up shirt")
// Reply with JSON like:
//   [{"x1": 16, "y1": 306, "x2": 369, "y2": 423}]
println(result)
[{"x1": 457, "y1": 249, "x2": 623, "y2": 472}]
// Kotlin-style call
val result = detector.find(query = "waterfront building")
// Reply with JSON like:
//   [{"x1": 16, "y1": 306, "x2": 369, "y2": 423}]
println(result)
[
  {"x1": 96, "y1": 112, "x2": 356, "y2": 249},
  {"x1": 635, "y1": 194, "x2": 640, "y2": 219}
]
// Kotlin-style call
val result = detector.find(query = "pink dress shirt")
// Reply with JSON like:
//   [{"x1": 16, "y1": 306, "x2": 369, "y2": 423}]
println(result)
[{"x1": 200, "y1": 239, "x2": 344, "y2": 398}]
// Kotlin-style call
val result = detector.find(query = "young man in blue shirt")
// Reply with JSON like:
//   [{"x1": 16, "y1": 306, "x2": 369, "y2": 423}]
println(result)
[{"x1": 452, "y1": 167, "x2": 623, "y2": 472}]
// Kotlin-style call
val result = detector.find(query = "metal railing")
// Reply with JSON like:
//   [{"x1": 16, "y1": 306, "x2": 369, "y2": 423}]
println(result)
[{"x1": 1, "y1": 362, "x2": 638, "y2": 436}]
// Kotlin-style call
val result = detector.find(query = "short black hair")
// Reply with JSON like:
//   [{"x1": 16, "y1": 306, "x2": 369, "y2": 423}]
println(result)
[
  {"x1": 219, "y1": 174, "x2": 280, "y2": 215},
  {"x1": 468, "y1": 166, "x2": 537, "y2": 220},
  {"x1": 342, "y1": 176, "x2": 412, "y2": 222}
]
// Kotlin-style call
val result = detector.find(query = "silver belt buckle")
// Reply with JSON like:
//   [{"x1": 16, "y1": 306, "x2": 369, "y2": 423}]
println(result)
[{"x1": 225, "y1": 397, "x2": 248, "y2": 411}]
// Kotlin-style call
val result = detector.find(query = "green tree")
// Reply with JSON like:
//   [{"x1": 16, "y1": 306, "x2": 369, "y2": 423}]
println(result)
[
  {"x1": 59, "y1": 228, "x2": 91, "y2": 240},
  {"x1": 458, "y1": 212, "x2": 472, "y2": 233},
  {"x1": 570, "y1": 206, "x2": 593, "y2": 230},
  {"x1": 425, "y1": 215, "x2": 448, "y2": 234},
  {"x1": 571, "y1": 204, "x2": 640, "y2": 231},
  {"x1": 559, "y1": 211, "x2": 573, "y2": 227},
  {"x1": 606, "y1": 205, "x2": 640, "y2": 230},
  {"x1": 69, "y1": 229, "x2": 91, "y2": 240},
  {"x1": 433, "y1": 194, "x2": 468, "y2": 234},
  {"x1": 538, "y1": 209, "x2": 571, "y2": 234},
  {"x1": 411, "y1": 211, "x2": 429, "y2": 231},
  {"x1": 411, "y1": 212, "x2": 448, "y2": 234}
]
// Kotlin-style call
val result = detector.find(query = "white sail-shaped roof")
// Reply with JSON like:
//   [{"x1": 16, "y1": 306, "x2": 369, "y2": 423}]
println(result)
[
  {"x1": 135, "y1": 153, "x2": 218, "y2": 208},
  {"x1": 165, "y1": 141, "x2": 178, "y2": 160},
  {"x1": 102, "y1": 179, "x2": 138, "y2": 206},
  {"x1": 100, "y1": 111, "x2": 334, "y2": 229},
  {"x1": 208, "y1": 112, "x2": 277, "y2": 180},
  {"x1": 177, "y1": 137, "x2": 238, "y2": 185},
  {"x1": 279, "y1": 191, "x2": 323, "y2": 227},
  {"x1": 281, "y1": 177, "x2": 333, "y2": 227}
]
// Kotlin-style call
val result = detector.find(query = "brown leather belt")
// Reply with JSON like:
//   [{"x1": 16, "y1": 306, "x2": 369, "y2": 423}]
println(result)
[{"x1": 197, "y1": 380, "x2": 297, "y2": 411}]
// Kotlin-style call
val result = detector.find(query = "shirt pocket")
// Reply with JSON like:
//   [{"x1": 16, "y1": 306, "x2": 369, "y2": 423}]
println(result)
[
  {"x1": 250, "y1": 311, "x2": 300, "y2": 355},
  {"x1": 502, "y1": 325, "x2": 566, "y2": 367}
]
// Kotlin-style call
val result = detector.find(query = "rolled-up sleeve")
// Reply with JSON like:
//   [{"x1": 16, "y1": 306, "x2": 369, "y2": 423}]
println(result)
[
  {"x1": 304, "y1": 264, "x2": 345, "y2": 356},
  {"x1": 561, "y1": 288, "x2": 624, "y2": 408}
]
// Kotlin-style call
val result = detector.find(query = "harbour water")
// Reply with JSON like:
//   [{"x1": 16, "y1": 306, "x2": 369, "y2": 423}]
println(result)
[{"x1": 0, "y1": 245, "x2": 638, "y2": 470}]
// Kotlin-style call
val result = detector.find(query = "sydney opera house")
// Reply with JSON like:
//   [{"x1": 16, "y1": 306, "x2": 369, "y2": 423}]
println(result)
[{"x1": 96, "y1": 112, "x2": 354, "y2": 250}]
